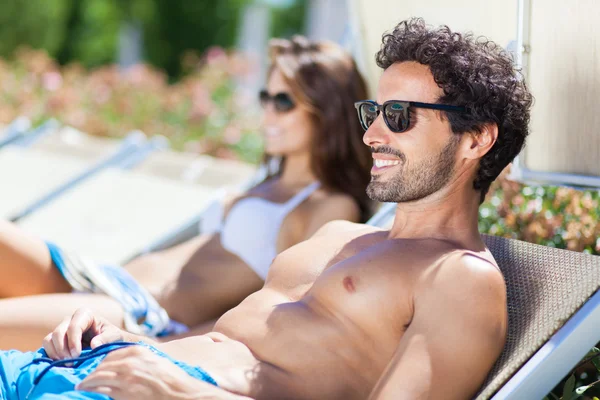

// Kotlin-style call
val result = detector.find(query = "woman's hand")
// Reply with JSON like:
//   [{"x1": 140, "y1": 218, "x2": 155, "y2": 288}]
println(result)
[
  {"x1": 77, "y1": 346, "x2": 251, "y2": 399},
  {"x1": 43, "y1": 308, "x2": 127, "y2": 360}
]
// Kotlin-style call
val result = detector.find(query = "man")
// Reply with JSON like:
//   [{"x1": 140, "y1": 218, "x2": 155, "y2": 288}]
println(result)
[{"x1": 0, "y1": 18, "x2": 532, "y2": 400}]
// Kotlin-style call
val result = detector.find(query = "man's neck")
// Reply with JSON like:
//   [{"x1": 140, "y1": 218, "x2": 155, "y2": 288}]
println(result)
[
  {"x1": 387, "y1": 180, "x2": 482, "y2": 247},
  {"x1": 278, "y1": 153, "x2": 318, "y2": 188}
]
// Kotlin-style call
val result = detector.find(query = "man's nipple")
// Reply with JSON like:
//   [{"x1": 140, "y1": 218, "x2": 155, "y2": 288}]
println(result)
[{"x1": 343, "y1": 276, "x2": 356, "y2": 293}]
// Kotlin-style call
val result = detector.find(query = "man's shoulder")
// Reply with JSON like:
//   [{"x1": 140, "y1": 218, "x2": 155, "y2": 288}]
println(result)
[
  {"x1": 442, "y1": 249, "x2": 503, "y2": 282},
  {"x1": 420, "y1": 247, "x2": 506, "y2": 304}
]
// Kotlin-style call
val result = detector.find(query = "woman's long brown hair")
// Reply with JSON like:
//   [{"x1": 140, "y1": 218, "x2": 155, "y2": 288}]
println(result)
[{"x1": 264, "y1": 36, "x2": 373, "y2": 222}]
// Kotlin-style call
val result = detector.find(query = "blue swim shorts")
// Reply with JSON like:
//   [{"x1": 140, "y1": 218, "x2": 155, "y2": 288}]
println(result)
[{"x1": 0, "y1": 341, "x2": 216, "y2": 400}]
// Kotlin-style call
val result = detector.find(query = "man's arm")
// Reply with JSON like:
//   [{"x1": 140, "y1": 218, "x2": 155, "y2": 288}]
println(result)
[
  {"x1": 78, "y1": 345, "x2": 255, "y2": 400},
  {"x1": 45, "y1": 310, "x2": 254, "y2": 399},
  {"x1": 369, "y1": 253, "x2": 507, "y2": 400}
]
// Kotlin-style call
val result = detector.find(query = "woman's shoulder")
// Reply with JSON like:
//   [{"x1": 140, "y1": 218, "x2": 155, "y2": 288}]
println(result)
[{"x1": 298, "y1": 188, "x2": 361, "y2": 224}]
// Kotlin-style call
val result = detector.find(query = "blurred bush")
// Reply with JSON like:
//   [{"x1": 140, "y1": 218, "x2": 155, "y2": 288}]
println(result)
[
  {"x1": 0, "y1": 0, "x2": 306, "y2": 79},
  {"x1": 0, "y1": 47, "x2": 264, "y2": 163},
  {"x1": 480, "y1": 171, "x2": 599, "y2": 255}
]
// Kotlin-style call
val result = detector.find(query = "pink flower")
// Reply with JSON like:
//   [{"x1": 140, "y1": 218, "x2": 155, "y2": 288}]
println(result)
[
  {"x1": 205, "y1": 47, "x2": 227, "y2": 66},
  {"x1": 42, "y1": 71, "x2": 63, "y2": 91},
  {"x1": 189, "y1": 83, "x2": 214, "y2": 120}
]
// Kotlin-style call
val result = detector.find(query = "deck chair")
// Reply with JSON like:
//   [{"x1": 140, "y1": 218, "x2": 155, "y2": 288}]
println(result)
[
  {"x1": 132, "y1": 161, "x2": 273, "y2": 256},
  {"x1": 366, "y1": 202, "x2": 395, "y2": 227},
  {"x1": 8, "y1": 119, "x2": 61, "y2": 148},
  {"x1": 0, "y1": 126, "x2": 156, "y2": 220},
  {"x1": 0, "y1": 116, "x2": 31, "y2": 148},
  {"x1": 17, "y1": 148, "x2": 257, "y2": 265},
  {"x1": 477, "y1": 236, "x2": 600, "y2": 399}
]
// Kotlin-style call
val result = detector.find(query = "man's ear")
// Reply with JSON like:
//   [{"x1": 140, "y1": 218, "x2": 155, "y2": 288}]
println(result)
[{"x1": 464, "y1": 123, "x2": 498, "y2": 160}]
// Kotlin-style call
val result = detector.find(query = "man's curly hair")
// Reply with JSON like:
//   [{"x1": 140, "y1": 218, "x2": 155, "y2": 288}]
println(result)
[{"x1": 376, "y1": 18, "x2": 533, "y2": 203}]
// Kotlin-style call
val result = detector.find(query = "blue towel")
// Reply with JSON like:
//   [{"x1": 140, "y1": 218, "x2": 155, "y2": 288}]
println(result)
[
  {"x1": 0, "y1": 342, "x2": 216, "y2": 400},
  {"x1": 46, "y1": 242, "x2": 188, "y2": 337}
]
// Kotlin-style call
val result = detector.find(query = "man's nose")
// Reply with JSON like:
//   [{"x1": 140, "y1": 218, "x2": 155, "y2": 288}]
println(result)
[{"x1": 363, "y1": 115, "x2": 391, "y2": 147}]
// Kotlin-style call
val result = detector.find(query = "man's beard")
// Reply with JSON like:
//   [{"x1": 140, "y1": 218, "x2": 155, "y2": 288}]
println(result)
[{"x1": 367, "y1": 136, "x2": 460, "y2": 203}]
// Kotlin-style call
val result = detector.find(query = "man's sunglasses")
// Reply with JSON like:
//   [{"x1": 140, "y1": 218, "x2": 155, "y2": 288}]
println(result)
[
  {"x1": 259, "y1": 90, "x2": 296, "y2": 113},
  {"x1": 354, "y1": 100, "x2": 467, "y2": 133}
]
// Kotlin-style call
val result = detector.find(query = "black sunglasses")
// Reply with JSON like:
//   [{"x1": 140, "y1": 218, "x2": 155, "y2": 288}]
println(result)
[
  {"x1": 354, "y1": 100, "x2": 467, "y2": 133},
  {"x1": 259, "y1": 90, "x2": 296, "y2": 113}
]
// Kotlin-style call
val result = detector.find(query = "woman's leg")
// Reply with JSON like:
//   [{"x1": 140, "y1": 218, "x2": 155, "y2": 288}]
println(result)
[
  {"x1": 0, "y1": 293, "x2": 124, "y2": 351},
  {"x1": 0, "y1": 219, "x2": 207, "y2": 298},
  {"x1": 0, "y1": 220, "x2": 71, "y2": 298}
]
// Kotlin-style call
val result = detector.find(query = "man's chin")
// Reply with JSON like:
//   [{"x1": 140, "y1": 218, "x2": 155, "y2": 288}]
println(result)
[{"x1": 366, "y1": 181, "x2": 397, "y2": 203}]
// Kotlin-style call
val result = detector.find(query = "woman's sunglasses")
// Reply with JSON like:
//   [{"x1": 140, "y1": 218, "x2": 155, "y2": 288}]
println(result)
[
  {"x1": 354, "y1": 100, "x2": 467, "y2": 133},
  {"x1": 259, "y1": 90, "x2": 296, "y2": 113}
]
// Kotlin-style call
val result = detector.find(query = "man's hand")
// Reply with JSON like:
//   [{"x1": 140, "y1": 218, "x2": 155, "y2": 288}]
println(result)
[
  {"x1": 77, "y1": 346, "x2": 253, "y2": 399},
  {"x1": 43, "y1": 308, "x2": 128, "y2": 360}
]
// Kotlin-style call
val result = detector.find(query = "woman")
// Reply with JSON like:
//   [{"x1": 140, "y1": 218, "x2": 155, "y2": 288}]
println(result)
[{"x1": 0, "y1": 36, "x2": 373, "y2": 350}]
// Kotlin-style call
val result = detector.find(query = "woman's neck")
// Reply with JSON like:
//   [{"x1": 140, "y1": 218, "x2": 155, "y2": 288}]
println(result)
[{"x1": 278, "y1": 152, "x2": 317, "y2": 187}]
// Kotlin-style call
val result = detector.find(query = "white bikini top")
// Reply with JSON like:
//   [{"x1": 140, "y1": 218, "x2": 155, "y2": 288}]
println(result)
[{"x1": 200, "y1": 182, "x2": 321, "y2": 279}]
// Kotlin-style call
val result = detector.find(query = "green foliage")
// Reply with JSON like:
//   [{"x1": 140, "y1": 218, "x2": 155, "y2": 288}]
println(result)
[
  {"x1": 0, "y1": 0, "x2": 73, "y2": 58},
  {"x1": 140, "y1": 0, "x2": 250, "y2": 79},
  {"x1": 0, "y1": 0, "x2": 254, "y2": 78},
  {"x1": 562, "y1": 375, "x2": 576, "y2": 400},
  {"x1": 270, "y1": 0, "x2": 307, "y2": 39},
  {"x1": 68, "y1": 0, "x2": 123, "y2": 67},
  {"x1": 0, "y1": 0, "x2": 308, "y2": 79}
]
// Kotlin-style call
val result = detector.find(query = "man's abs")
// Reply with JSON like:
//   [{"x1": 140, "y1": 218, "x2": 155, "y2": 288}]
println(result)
[{"x1": 206, "y1": 288, "x2": 401, "y2": 399}]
